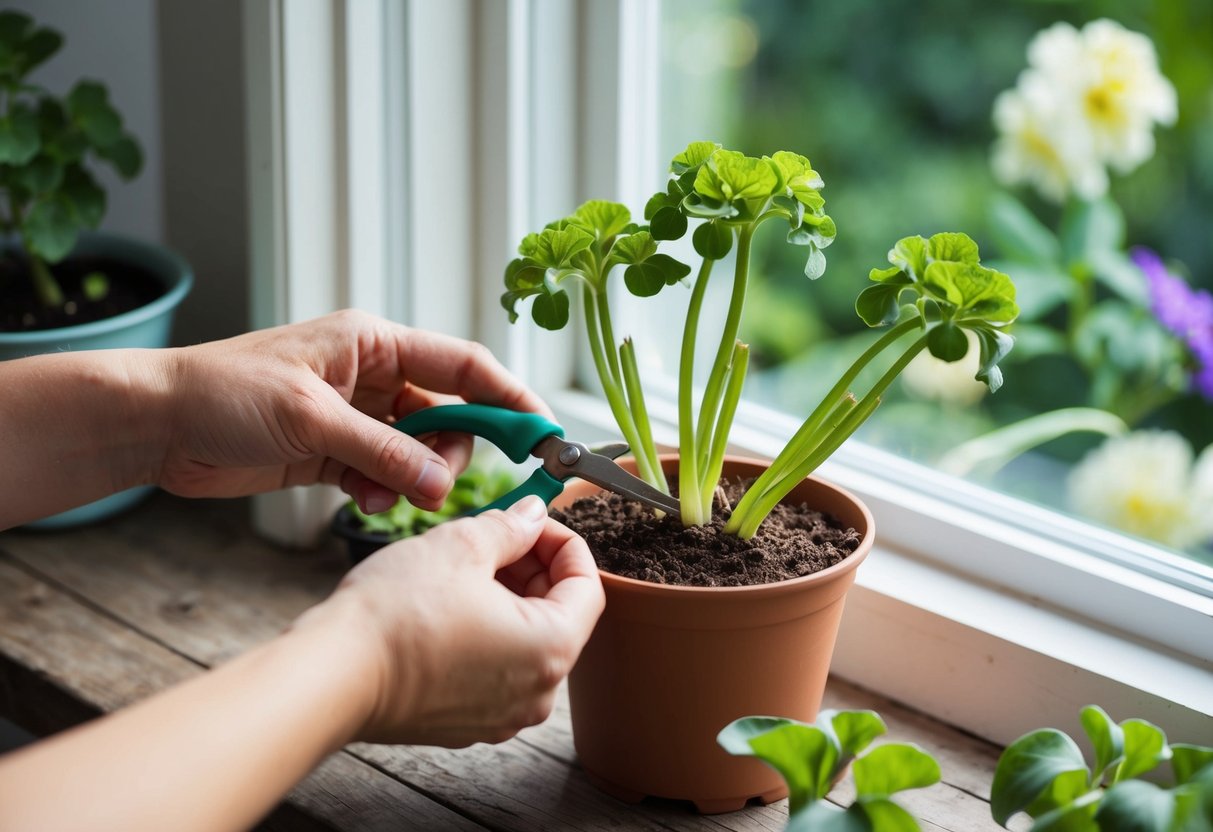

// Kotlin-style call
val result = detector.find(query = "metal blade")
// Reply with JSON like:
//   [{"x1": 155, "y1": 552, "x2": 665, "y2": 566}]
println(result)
[
  {"x1": 533, "y1": 436, "x2": 681, "y2": 515},
  {"x1": 587, "y1": 442, "x2": 629, "y2": 460}
]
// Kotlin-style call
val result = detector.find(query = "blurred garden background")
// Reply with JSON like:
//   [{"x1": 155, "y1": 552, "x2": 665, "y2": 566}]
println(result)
[{"x1": 634, "y1": 0, "x2": 1213, "y2": 559}]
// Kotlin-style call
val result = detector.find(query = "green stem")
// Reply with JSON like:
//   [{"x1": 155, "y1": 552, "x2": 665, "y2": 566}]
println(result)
[
  {"x1": 620, "y1": 338, "x2": 668, "y2": 494},
  {"x1": 597, "y1": 287, "x2": 625, "y2": 390},
  {"x1": 726, "y1": 334, "x2": 930, "y2": 537},
  {"x1": 699, "y1": 341, "x2": 749, "y2": 520},
  {"x1": 694, "y1": 224, "x2": 752, "y2": 469},
  {"x1": 583, "y1": 290, "x2": 660, "y2": 488},
  {"x1": 938, "y1": 407, "x2": 1128, "y2": 478},
  {"x1": 738, "y1": 317, "x2": 921, "y2": 513},
  {"x1": 678, "y1": 257, "x2": 716, "y2": 526},
  {"x1": 30, "y1": 255, "x2": 65, "y2": 308}
]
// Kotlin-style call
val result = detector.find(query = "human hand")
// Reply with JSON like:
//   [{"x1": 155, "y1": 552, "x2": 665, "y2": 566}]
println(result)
[
  {"x1": 156, "y1": 310, "x2": 550, "y2": 511},
  {"x1": 299, "y1": 496, "x2": 605, "y2": 747}
]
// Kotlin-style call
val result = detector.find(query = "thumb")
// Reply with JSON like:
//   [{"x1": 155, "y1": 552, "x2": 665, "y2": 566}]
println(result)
[
  {"x1": 318, "y1": 400, "x2": 452, "y2": 507},
  {"x1": 429, "y1": 496, "x2": 549, "y2": 573}
]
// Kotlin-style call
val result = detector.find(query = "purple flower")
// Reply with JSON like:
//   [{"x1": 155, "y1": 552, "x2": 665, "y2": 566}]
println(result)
[{"x1": 1132, "y1": 246, "x2": 1213, "y2": 400}]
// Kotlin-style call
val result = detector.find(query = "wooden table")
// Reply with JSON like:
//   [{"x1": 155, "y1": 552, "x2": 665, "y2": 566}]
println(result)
[{"x1": 0, "y1": 494, "x2": 1006, "y2": 830}]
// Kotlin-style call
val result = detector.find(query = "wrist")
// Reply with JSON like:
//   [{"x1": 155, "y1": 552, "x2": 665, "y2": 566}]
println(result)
[{"x1": 285, "y1": 593, "x2": 391, "y2": 750}]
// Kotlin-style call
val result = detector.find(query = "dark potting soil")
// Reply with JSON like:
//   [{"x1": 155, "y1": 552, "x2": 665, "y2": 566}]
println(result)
[
  {"x1": 0, "y1": 255, "x2": 165, "y2": 332},
  {"x1": 551, "y1": 478, "x2": 861, "y2": 587}
]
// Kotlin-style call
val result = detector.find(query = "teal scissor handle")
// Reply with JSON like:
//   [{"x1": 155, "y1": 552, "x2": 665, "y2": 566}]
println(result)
[{"x1": 392, "y1": 404, "x2": 567, "y2": 514}]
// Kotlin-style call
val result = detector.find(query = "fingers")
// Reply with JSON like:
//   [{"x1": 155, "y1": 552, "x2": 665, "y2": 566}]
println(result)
[
  {"x1": 427, "y1": 496, "x2": 549, "y2": 572},
  {"x1": 392, "y1": 329, "x2": 553, "y2": 419},
  {"x1": 528, "y1": 521, "x2": 605, "y2": 643},
  {"x1": 316, "y1": 387, "x2": 453, "y2": 510}
]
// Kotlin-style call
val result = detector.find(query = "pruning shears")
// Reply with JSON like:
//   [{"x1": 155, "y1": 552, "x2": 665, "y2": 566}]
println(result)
[{"x1": 392, "y1": 404, "x2": 680, "y2": 516}]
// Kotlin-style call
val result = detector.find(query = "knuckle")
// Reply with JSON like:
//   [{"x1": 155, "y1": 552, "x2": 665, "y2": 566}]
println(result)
[
  {"x1": 535, "y1": 653, "x2": 570, "y2": 690},
  {"x1": 372, "y1": 432, "x2": 422, "y2": 478}
]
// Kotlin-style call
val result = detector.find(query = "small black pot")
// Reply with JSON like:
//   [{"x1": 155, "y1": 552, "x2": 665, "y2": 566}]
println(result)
[{"x1": 330, "y1": 504, "x2": 400, "y2": 564}]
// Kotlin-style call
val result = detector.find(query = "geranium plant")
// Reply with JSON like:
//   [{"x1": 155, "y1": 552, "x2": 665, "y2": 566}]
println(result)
[
  {"x1": 0, "y1": 10, "x2": 142, "y2": 308},
  {"x1": 503, "y1": 141, "x2": 1019, "y2": 536},
  {"x1": 718, "y1": 710, "x2": 941, "y2": 830},
  {"x1": 991, "y1": 705, "x2": 1213, "y2": 830}
]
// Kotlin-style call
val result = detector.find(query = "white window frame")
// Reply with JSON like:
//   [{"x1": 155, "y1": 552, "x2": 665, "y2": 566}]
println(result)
[{"x1": 243, "y1": 0, "x2": 1213, "y2": 747}]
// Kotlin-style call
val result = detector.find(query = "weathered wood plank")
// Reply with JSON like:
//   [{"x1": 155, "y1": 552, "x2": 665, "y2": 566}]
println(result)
[
  {"x1": 1, "y1": 494, "x2": 1003, "y2": 831},
  {"x1": 0, "y1": 555, "x2": 485, "y2": 831}
]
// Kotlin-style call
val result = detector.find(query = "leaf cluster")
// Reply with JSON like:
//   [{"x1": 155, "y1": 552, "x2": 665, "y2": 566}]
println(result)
[
  {"x1": 501, "y1": 199, "x2": 690, "y2": 330},
  {"x1": 992, "y1": 705, "x2": 1213, "y2": 831},
  {"x1": 644, "y1": 140, "x2": 837, "y2": 279},
  {"x1": 0, "y1": 10, "x2": 142, "y2": 263},
  {"x1": 858, "y1": 232, "x2": 1019, "y2": 392},
  {"x1": 349, "y1": 465, "x2": 518, "y2": 539},
  {"x1": 719, "y1": 710, "x2": 941, "y2": 831}
]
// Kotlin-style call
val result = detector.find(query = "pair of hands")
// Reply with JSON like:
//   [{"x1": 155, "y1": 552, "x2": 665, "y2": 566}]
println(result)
[{"x1": 159, "y1": 310, "x2": 604, "y2": 748}]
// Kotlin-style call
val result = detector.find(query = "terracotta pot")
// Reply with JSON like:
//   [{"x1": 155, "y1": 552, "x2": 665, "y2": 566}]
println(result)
[{"x1": 556, "y1": 454, "x2": 874, "y2": 814}]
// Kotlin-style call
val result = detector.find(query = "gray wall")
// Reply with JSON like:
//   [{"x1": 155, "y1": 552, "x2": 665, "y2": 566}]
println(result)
[{"x1": 10, "y1": 0, "x2": 249, "y2": 345}]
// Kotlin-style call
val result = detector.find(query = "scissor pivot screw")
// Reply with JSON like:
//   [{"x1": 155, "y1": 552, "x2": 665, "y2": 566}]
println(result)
[{"x1": 558, "y1": 445, "x2": 581, "y2": 465}]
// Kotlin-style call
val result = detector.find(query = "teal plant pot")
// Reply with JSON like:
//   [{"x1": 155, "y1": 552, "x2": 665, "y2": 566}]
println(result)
[{"x1": 0, "y1": 232, "x2": 193, "y2": 529}]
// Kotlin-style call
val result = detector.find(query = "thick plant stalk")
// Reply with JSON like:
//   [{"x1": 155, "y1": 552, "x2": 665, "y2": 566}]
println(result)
[
  {"x1": 678, "y1": 258, "x2": 717, "y2": 526},
  {"x1": 620, "y1": 338, "x2": 668, "y2": 494},
  {"x1": 584, "y1": 291, "x2": 662, "y2": 489},
  {"x1": 694, "y1": 225, "x2": 752, "y2": 472},
  {"x1": 30, "y1": 256, "x2": 65, "y2": 308},
  {"x1": 727, "y1": 334, "x2": 930, "y2": 537},
  {"x1": 699, "y1": 341, "x2": 748, "y2": 520}
]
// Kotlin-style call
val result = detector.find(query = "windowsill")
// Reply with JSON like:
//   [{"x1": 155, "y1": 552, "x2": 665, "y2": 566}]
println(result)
[{"x1": 546, "y1": 388, "x2": 1213, "y2": 747}]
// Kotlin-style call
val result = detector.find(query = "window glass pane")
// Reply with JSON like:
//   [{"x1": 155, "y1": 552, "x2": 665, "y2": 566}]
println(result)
[{"x1": 619, "y1": 0, "x2": 1213, "y2": 568}]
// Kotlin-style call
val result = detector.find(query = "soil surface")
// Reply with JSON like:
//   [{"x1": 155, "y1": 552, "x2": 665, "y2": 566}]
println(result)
[
  {"x1": 551, "y1": 477, "x2": 861, "y2": 587},
  {"x1": 0, "y1": 255, "x2": 165, "y2": 332}
]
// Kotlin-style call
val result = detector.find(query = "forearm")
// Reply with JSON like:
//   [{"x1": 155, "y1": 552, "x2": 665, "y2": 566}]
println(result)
[
  {"x1": 0, "y1": 597, "x2": 379, "y2": 832},
  {"x1": 0, "y1": 349, "x2": 175, "y2": 528}
]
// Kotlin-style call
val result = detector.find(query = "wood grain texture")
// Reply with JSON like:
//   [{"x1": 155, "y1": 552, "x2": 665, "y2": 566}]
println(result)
[{"x1": 0, "y1": 493, "x2": 1005, "y2": 831}]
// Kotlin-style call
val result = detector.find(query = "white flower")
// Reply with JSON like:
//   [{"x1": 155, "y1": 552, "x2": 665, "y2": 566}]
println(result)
[
  {"x1": 1068, "y1": 431, "x2": 1213, "y2": 550},
  {"x1": 991, "y1": 71, "x2": 1108, "y2": 203},
  {"x1": 901, "y1": 330, "x2": 987, "y2": 406},
  {"x1": 992, "y1": 19, "x2": 1177, "y2": 202}
]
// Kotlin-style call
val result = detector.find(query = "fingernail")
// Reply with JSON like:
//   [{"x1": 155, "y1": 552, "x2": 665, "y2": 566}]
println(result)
[
  {"x1": 414, "y1": 460, "x2": 451, "y2": 500},
  {"x1": 509, "y1": 495, "x2": 548, "y2": 523},
  {"x1": 364, "y1": 491, "x2": 397, "y2": 514}
]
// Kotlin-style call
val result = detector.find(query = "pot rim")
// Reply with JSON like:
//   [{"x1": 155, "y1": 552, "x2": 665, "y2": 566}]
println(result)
[
  {"x1": 0, "y1": 231, "x2": 194, "y2": 345},
  {"x1": 577, "y1": 453, "x2": 875, "y2": 597}
]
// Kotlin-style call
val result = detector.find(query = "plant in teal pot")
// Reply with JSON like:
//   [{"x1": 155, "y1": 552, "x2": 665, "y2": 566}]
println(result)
[{"x1": 0, "y1": 10, "x2": 193, "y2": 527}]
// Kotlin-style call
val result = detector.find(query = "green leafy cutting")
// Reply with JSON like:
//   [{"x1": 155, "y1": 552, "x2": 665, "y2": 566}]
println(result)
[
  {"x1": 349, "y1": 465, "x2": 518, "y2": 539},
  {"x1": 0, "y1": 10, "x2": 142, "y2": 309},
  {"x1": 502, "y1": 141, "x2": 1018, "y2": 537},
  {"x1": 991, "y1": 705, "x2": 1213, "y2": 831},
  {"x1": 719, "y1": 709, "x2": 940, "y2": 830}
]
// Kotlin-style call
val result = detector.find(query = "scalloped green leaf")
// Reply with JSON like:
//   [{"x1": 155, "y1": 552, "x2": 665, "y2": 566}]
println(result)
[
  {"x1": 972, "y1": 326, "x2": 1014, "y2": 393},
  {"x1": 97, "y1": 134, "x2": 142, "y2": 180},
  {"x1": 694, "y1": 149, "x2": 779, "y2": 204},
  {"x1": 531, "y1": 288, "x2": 570, "y2": 330},
  {"x1": 571, "y1": 199, "x2": 631, "y2": 240},
  {"x1": 1172, "y1": 745, "x2": 1213, "y2": 786},
  {"x1": 1095, "y1": 780, "x2": 1176, "y2": 830},
  {"x1": 824, "y1": 710, "x2": 887, "y2": 760},
  {"x1": 856, "y1": 798, "x2": 921, "y2": 832},
  {"x1": 527, "y1": 225, "x2": 594, "y2": 270},
  {"x1": 681, "y1": 191, "x2": 739, "y2": 220},
  {"x1": 922, "y1": 260, "x2": 1018, "y2": 324},
  {"x1": 649, "y1": 206, "x2": 687, "y2": 241},
  {"x1": 719, "y1": 719, "x2": 839, "y2": 810},
  {"x1": 857, "y1": 284, "x2": 905, "y2": 328},
  {"x1": 1028, "y1": 790, "x2": 1102, "y2": 832},
  {"x1": 23, "y1": 195, "x2": 79, "y2": 262},
  {"x1": 67, "y1": 81, "x2": 123, "y2": 148},
  {"x1": 889, "y1": 236, "x2": 928, "y2": 281},
  {"x1": 693, "y1": 220, "x2": 733, "y2": 259},
  {"x1": 1024, "y1": 768, "x2": 1094, "y2": 819},
  {"x1": 0, "y1": 102, "x2": 40, "y2": 165},
  {"x1": 1114, "y1": 719, "x2": 1171, "y2": 783},
  {"x1": 671, "y1": 140, "x2": 719, "y2": 174},
  {"x1": 991, "y1": 729, "x2": 1089, "y2": 826},
  {"x1": 624, "y1": 254, "x2": 690, "y2": 297},
  {"x1": 606, "y1": 231, "x2": 657, "y2": 266},
  {"x1": 853, "y1": 744, "x2": 941, "y2": 798},
  {"x1": 61, "y1": 165, "x2": 105, "y2": 227},
  {"x1": 928, "y1": 232, "x2": 980, "y2": 265},
  {"x1": 17, "y1": 26, "x2": 62, "y2": 76},
  {"x1": 927, "y1": 322, "x2": 969, "y2": 361},
  {"x1": 1080, "y1": 705, "x2": 1125, "y2": 780}
]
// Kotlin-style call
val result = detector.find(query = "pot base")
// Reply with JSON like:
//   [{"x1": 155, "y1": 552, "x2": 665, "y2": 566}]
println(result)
[{"x1": 583, "y1": 768, "x2": 788, "y2": 815}]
